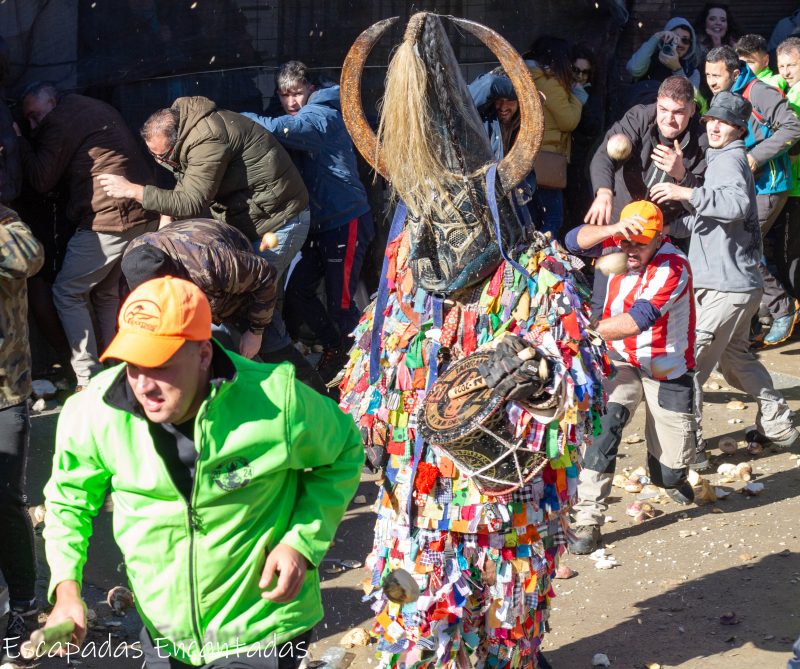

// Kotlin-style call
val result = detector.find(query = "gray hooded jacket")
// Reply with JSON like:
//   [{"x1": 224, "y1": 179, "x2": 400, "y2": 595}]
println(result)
[
  {"x1": 626, "y1": 17, "x2": 701, "y2": 89},
  {"x1": 670, "y1": 139, "x2": 762, "y2": 293}
]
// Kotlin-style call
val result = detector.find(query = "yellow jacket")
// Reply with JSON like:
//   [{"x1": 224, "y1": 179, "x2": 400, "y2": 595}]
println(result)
[{"x1": 529, "y1": 66, "x2": 582, "y2": 160}]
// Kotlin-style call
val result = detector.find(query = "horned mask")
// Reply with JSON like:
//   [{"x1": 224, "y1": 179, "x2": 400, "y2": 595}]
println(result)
[{"x1": 341, "y1": 13, "x2": 543, "y2": 294}]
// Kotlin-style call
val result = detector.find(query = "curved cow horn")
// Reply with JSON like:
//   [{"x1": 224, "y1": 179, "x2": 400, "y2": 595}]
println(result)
[
  {"x1": 340, "y1": 16, "x2": 398, "y2": 179},
  {"x1": 450, "y1": 17, "x2": 544, "y2": 193}
]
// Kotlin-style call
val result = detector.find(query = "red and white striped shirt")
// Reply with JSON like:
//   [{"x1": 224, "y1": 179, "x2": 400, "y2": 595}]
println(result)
[{"x1": 602, "y1": 241, "x2": 695, "y2": 380}]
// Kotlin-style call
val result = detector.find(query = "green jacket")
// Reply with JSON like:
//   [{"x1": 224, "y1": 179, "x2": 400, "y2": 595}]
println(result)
[
  {"x1": 756, "y1": 67, "x2": 788, "y2": 92},
  {"x1": 142, "y1": 96, "x2": 309, "y2": 240},
  {"x1": 786, "y1": 83, "x2": 800, "y2": 198},
  {"x1": 0, "y1": 205, "x2": 44, "y2": 409},
  {"x1": 44, "y1": 347, "x2": 362, "y2": 665}
]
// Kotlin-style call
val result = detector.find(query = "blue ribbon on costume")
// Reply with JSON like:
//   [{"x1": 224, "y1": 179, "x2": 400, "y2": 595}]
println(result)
[
  {"x1": 369, "y1": 201, "x2": 408, "y2": 384},
  {"x1": 485, "y1": 163, "x2": 536, "y2": 283},
  {"x1": 406, "y1": 295, "x2": 443, "y2": 522}
]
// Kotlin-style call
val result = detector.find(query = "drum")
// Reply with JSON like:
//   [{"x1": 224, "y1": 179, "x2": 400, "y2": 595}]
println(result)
[{"x1": 419, "y1": 351, "x2": 548, "y2": 494}]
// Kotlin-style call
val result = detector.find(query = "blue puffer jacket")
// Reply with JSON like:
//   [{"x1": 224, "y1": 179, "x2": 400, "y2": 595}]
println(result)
[
  {"x1": 242, "y1": 85, "x2": 370, "y2": 234},
  {"x1": 731, "y1": 65, "x2": 800, "y2": 195},
  {"x1": 467, "y1": 72, "x2": 536, "y2": 200}
]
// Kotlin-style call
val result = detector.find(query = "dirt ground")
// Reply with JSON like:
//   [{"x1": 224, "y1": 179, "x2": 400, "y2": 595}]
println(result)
[
  {"x1": 4, "y1": 340, "x2": 800, "y2": 669},
  {"x1": 312, "y1": 341, "x2": 800, "y2": 669}
]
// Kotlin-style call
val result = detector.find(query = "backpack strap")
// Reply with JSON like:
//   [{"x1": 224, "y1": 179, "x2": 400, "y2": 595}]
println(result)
[
  {"x1": 742, "y1": 79, "x2": 765, "y2": 125},
  {"x1": 742, "y1": 78, "x2": 784, "y2": 129}
]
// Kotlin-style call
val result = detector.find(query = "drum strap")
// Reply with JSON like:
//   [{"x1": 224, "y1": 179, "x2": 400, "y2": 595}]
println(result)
[{"x1": 369, "y1": 201, "x2": 408, "y2": 384}]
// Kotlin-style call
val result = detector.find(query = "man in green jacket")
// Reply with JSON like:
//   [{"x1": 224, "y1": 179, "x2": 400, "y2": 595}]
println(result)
[{"x1": 42, "y1": 276, "x2": 363, "y2": 668}]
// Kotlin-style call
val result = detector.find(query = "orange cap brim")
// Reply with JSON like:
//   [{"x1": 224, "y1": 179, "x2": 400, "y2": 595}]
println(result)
[
  {"x1": 100, "y1": 330, "x2": 186, "y2": 367},
  {"x1": 612, "y1": 231, "x2": 658, "y2": 245}
]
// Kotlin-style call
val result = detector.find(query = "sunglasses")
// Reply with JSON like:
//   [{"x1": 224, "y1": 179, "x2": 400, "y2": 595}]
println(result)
[
  {"x1": 150, "y1": 143, "x2": 176, "y2": 164},
  {"x1": 676, "y1": 36, "x2": 692, "y2": 45},
  {"x1": 572, "y1": 66, "x2": 592, "y2": 76}
]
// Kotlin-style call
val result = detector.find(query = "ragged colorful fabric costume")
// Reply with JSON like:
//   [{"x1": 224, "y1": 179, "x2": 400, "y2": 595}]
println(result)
[
  {"x1": 338, "y1": 227, "x2": 611, "y2": 668},
  {"x1": 337, "y1": 12, "x2": 612, "y2": 667}
]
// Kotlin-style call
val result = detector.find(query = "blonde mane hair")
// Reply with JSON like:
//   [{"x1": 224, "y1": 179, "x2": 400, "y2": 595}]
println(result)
[{"x1": 376, "y1": 39, "x2": 459, "y2": 220}]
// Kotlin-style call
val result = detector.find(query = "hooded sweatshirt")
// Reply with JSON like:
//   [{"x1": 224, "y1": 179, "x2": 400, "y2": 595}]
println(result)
[
  {"x1": 669, "y1": 139, "x2": 762, "y2": 293},
  {"x1": 626, "y1": 17, "x2": 701, "y2": 90}
]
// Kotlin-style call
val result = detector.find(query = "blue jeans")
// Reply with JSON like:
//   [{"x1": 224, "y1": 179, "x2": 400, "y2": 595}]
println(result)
[
  {"x1": 533, "y1": 187, "x2": 564, "y2": 238},
  {"x1": 251, "y1": 210, "x2": 310, "y2": 353}
]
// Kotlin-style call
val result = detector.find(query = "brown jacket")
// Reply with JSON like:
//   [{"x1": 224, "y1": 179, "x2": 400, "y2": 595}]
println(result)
[
  {"x1": 19, "y1": 93, "x2": 155, "y2": 232},
  {"x1": 142, "y1": 96, "x2": 308, "y2": 240},
  {"x1": 0, "y1": 205, "x2": 43, "y2": 409}
]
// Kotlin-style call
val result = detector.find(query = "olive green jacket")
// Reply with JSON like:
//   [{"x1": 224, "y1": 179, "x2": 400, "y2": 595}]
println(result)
[
  {"x1": 0, "y1": 205, "x2": 44, "y2": 409},
  {"x1": 142, "y1": 96, "x2": 308, "y2": 240}
]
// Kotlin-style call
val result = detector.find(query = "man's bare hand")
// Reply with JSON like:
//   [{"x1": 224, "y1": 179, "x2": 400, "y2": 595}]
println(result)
[
  {"x1": 98, "y1": 174, "x2": 143, "y2": 202},
  {"x1": 747, "y1": 154, "x2": 759, "y2": 173},
  {"x1": 259, "y1": 543, "x2": 307, "y2": 603},
  {"x1": 239, "y1": 330, "x2": 263, "y2": 360},
  {"x1": 651, "y1": 140, "x2": 685, "y2": 181},
  {"x1": 584, "y1": 188, "x2": 613, "y2": 226},
  {"x1": 610, "y1": 215, "x2": 645, "y2": 241},
  {"x1": 158, "y1": 214, "x2": 173, "y2": 230},
  {"x1": 650, "y1": 181, "x2": 693, "y2": 204},
  {"x1": 46, "y1": 581, "x2": 87, "y2": 655}
]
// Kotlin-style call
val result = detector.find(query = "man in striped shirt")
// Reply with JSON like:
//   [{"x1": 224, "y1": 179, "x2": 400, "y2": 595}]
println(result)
[{"x1": 565, "y1": 200, "x2": 697, "y2": 555}]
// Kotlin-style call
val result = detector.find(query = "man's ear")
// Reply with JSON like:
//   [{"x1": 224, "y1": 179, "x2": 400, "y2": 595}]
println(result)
[
  {"x1": 733, "y1": 68, "x2": 740, "y2": 81},
  {"x1": 199, "y1": 340, "x2": 214, "y2": 371}
]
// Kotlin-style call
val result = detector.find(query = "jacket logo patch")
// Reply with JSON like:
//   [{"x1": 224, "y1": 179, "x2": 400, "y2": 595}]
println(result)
[
  {"x1": 212, "y1": 458, "x2": 253, "y2": 491},
  {"x1": 123, "y1": 300, "x2": 161, "y2": 332}
]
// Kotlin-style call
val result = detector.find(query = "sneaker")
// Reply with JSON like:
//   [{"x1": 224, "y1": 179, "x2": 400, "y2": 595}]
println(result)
[
  {"x1": 568, "y1": 524, "x2": 601, "y2": 555},
  {"x1": 2, "y1": 602, "x2": 38, "y2": 663},
  {"x1": 762, "y1": 304, "x2": 800, "y2": 346},
  {"x1": 746, "y1": 428, "x2": 800, "y2": 450},
  {"x1": 665, "y1": 482, "x2": 694, "y2": 505},
  {"x1": 316, "y1": 345, "x2": 350, "y2": 385},
  {"x1": 689, "y1": 441, "x2": 711, "y2": 473}
]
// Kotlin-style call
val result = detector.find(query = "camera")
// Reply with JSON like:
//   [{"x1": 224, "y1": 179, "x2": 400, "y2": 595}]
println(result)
[{"x1": 660, "y1": 41, "x2": 676, "y2": 57}]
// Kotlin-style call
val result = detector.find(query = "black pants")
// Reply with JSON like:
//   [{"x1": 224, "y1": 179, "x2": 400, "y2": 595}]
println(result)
[
  {"x1": 0, "y1": 401, "x2": 36, "y2": 604},
  {"x1": 285, "y1": 212, "x2": 375, "y2": 349},
  {"x1": 140, "y1": 628, "x2": 312, "y2": 669}
]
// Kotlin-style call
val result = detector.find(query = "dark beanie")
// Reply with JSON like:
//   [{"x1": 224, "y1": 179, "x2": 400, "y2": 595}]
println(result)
[{"x1": 121, "y1": 244, "x2": 182, "y2": 290}]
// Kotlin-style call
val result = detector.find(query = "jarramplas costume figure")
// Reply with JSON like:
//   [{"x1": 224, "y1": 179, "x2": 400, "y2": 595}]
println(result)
[{"x1": 336, "y1": 13, "x2": 612, "y2": 669}]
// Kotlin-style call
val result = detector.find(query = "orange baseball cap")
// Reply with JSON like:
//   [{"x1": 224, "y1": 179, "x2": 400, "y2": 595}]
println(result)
[
  {"x1": 614, "y1": 200, "x2": 664, "y2": 244},
  {"x1": 100, "y1": 276, "x2": 212, "y2": 367}
]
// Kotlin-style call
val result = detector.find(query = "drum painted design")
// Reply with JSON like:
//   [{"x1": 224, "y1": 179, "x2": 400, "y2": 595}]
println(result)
[{"x1": 421, "y1": 352, "x2": 548, "y2": 493}]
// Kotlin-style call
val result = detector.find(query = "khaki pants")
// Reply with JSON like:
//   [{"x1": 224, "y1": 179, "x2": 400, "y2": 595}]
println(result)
[
  {"x1": 53, "y1": 221, "x2": 157, "y2": 384},
  {"x1": 573, "y1": 361, "x2": 696, "y2": 527},
  {"x1": 694, "y1": 287, "x2": 795, "y2": 443}
]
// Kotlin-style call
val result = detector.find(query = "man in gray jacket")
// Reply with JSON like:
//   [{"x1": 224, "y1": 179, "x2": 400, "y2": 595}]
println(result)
[
  {"x1": 652, "y1": 91, "x2": 799, "y2": 470},
  {"x1": 704, "y1": 46, "x2": 800, "y2": 345}
]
